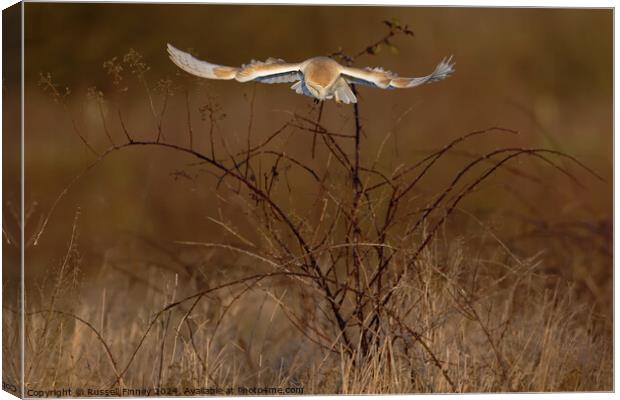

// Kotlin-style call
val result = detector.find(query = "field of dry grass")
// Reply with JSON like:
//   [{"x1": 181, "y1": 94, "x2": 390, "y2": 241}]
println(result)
[
  {"x1": 6, "y1": 229, "x2": 612, "y2": 393},
  {"x1": 6, "y1": 221, "x2": 613, "y2": 393},
  {"x1": 3, "y1": 6, "x2": 612, "y2": 396}
]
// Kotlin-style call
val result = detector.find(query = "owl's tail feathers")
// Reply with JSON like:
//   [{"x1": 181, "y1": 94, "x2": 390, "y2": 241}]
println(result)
[{"x1": 167, "y1": 44, "x2": 239, "y2": 80}]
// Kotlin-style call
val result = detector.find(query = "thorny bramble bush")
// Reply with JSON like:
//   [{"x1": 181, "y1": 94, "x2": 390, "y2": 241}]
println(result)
[{"x1": 12, "y1": 20, "x2": 611, "y2": 393}]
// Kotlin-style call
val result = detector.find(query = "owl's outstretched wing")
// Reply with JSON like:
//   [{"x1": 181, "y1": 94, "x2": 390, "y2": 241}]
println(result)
[
  {"x1": 340, "y1": 56, "x2": 455, "y2": 89},
  {"x1": 167, "y1": 44, "x2": 239, "y2": 80},
  {"x1": 167, "y1": 44, "x2": 302, "y2": 84}
]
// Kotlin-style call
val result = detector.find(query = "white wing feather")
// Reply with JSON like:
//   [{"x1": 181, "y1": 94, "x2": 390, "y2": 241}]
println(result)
[
  {"x1": 391, "y1": 56, "x2": 455, "y2": 88},
  {"x1": 167, "y1": 44, "x2": 302, "y2": 84},
  {"x1": 167, "y1": 44, "x2": 238, "y2": 80},
  {"x1": 235, "y1": 60, "x2": 302, "y2": 83},
  {"x1": 341, "y1": 56, "x2": 455, "y2": 89}
]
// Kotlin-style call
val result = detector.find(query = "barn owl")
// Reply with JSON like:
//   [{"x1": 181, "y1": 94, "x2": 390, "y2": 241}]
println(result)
[{"x1": 167, "y1": 44, "x2": 454, "y2": 104}]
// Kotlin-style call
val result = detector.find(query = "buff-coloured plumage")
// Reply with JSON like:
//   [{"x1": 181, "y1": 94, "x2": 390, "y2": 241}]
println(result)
[{"x1": 167, "y1": 44, "x2": 454, "y2": 104}]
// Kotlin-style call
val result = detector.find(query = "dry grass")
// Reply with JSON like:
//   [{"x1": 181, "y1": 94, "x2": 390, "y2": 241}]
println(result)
[
  {"x1": 4, "y1": 20, "x2": 611, "y2": 395},
  {"x1": 8, "y1": 225, "x2": 611, "y2": 393}
]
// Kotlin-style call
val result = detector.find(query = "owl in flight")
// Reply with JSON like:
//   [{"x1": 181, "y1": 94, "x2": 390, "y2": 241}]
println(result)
[{"x1": 167, "y1": 44, "x2": 454, "y2": 104}]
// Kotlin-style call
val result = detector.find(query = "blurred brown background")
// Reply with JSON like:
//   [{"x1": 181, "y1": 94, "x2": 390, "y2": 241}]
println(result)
[{"x1": 21, "y1": 4, "x2": 612, "y2": 307}]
